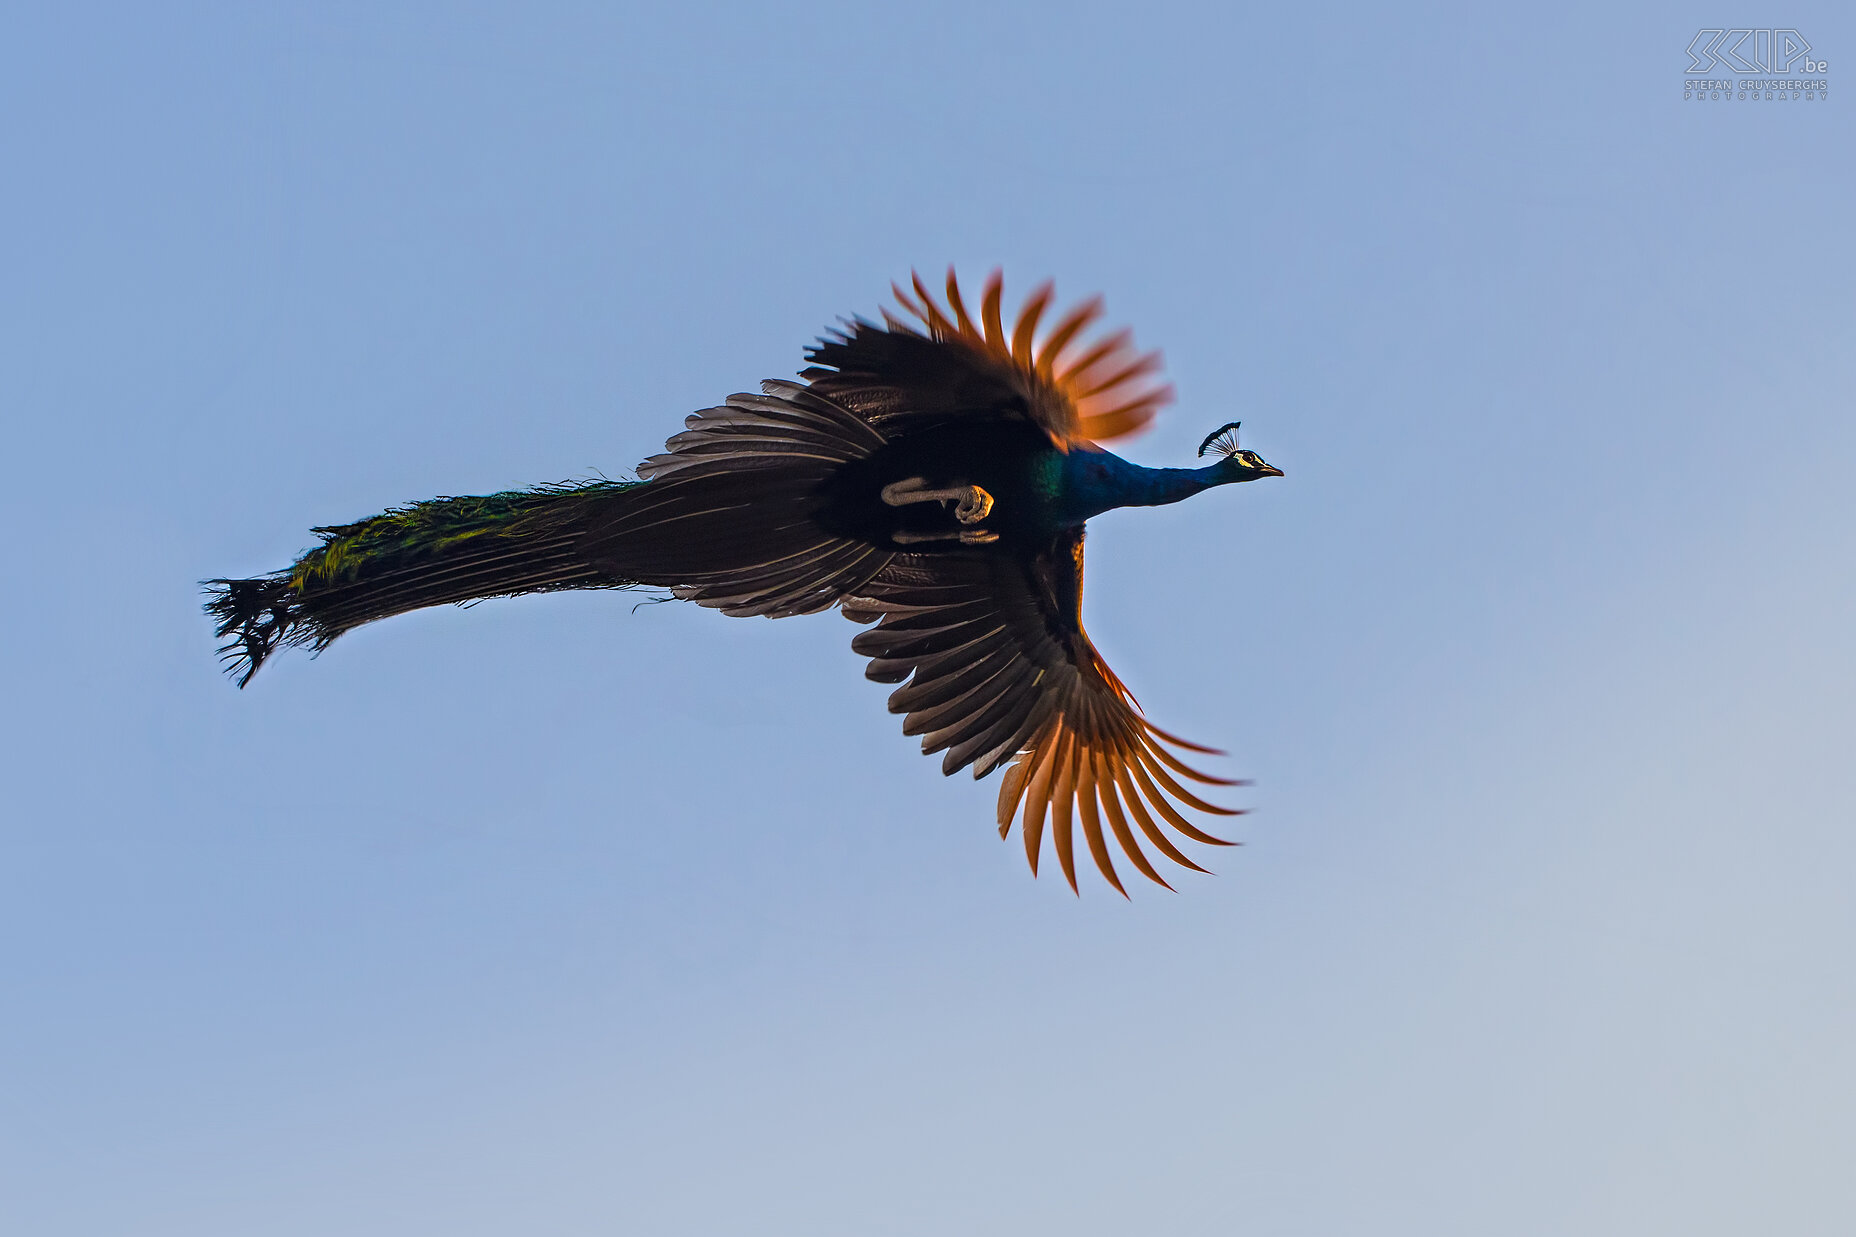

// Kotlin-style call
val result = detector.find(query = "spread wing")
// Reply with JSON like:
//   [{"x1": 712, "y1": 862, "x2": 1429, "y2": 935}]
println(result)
[
  {"x1": 802, "y1": 268, "x2": 1174, "y2": 449},
  {"x1": 842, "y1": 527, "x2": 1239, "y2": 894}
]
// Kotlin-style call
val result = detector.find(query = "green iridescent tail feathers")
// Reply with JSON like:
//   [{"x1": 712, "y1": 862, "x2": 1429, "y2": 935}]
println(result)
[{"x1": 204, "y1": 479, "x2": 645, "y2": 687}]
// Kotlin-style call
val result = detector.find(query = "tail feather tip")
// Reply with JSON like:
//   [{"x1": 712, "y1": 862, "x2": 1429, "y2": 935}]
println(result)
[{"x1": 203, "y1": 576, "x2": 298, "y2": 687}]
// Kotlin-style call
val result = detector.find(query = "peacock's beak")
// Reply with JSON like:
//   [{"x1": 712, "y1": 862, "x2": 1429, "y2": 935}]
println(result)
[{"x1": 1258, "y1": 462, "x2": 1284, "y2": 478}]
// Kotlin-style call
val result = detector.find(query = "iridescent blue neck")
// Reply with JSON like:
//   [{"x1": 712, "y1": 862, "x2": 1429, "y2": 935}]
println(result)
[{"x1": 1054, "y1": 448, "x2": 1231, "y2": 525}]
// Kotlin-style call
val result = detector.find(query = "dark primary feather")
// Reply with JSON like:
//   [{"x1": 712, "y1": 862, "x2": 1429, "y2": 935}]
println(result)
[
  {"x1": 207, "y1": 269, "x2": 1270, "y2": 892},
  {"x1": 804, "y1": 268, "x2": 1173, "y2": 448},
  {"x1": 841, "y1": 526, "x2": 1240, "y2": 895}
]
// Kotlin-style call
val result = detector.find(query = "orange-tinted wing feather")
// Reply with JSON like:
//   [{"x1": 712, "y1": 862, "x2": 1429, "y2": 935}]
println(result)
[
  {"x1": 842, "y1": 528, "x2": 1238, "y2": 894},
  {"x1": 803, "y1": 268, "x2": 1174, "y2": 450}
]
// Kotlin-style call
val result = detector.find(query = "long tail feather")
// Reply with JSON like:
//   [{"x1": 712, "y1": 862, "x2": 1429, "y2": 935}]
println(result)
[
  {"x1": 206, "y1": 384, "x2": 893, "y2": 686},
  {"x1": 204, "y1": 480, "x2": 644, "y2": 686}
]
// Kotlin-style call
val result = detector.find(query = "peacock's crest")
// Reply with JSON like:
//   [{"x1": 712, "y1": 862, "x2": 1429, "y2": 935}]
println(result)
[{"x1": 1196, "y1": 421, "x2": 1245, "y2": 460}]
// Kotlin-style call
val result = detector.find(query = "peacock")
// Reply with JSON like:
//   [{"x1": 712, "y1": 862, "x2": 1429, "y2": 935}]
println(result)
[{"x1": 207, "y1": 270, "x2": 1283, "y2": 893}]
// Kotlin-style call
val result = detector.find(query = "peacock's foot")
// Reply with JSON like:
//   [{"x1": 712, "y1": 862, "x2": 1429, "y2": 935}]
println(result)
[
  {"x1": 881, "y1": 478, "x2": 995, "y2": 524},
  {"x1": 891, "y1": 528, "x2": 1000, "y2": 546},
  {"x1": 955, "y1": 486, "x2": 994, "y2": 524}
]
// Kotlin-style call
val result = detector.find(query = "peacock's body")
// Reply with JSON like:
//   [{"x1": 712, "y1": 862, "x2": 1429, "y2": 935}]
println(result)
[{"x1": 208, "y1": 271, "x2": 1282, "y2": 893}]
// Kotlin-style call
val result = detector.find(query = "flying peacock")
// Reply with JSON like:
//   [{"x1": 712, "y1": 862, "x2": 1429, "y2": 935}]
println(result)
[{"x1": 207, "y1": 270, "x2": 1283, "y2": 893}]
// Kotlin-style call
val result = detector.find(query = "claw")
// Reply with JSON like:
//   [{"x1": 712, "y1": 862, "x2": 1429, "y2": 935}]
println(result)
[{"x1": 954, "y1": 485, "x2": 993, "y2": 524}]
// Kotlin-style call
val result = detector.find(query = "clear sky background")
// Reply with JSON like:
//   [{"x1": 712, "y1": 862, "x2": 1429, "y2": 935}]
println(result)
[{"x1": 3, "y1": 4, "x2": 1852, "y2": 1234}]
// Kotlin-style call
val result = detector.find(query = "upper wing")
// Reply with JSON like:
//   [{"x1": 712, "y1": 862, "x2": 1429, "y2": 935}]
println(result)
[
  {"x1": 842, "y1": 527, "x2": 1239, "y2": 894},
  {"x1": 802, "y1": 268, "x2": 1174, "y2": 450}
]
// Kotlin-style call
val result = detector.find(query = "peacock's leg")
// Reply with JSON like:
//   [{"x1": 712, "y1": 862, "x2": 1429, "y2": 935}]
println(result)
[
  {"x1": 890, "y1": 528, "x2": 1000, "y2": 546},
  {"x1": 881, "y1": 478, "x2": 994, "y2": 524}
]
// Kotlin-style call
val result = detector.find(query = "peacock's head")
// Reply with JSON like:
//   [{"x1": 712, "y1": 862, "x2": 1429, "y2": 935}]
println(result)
[{"x1": 1197, "y1": 422, "x2": 1283, "y2": 482}]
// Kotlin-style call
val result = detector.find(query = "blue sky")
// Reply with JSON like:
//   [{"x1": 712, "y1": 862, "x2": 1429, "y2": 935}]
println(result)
[{"x1": 3, "y1": 3, "x2": 1852, "y2": 1234}]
